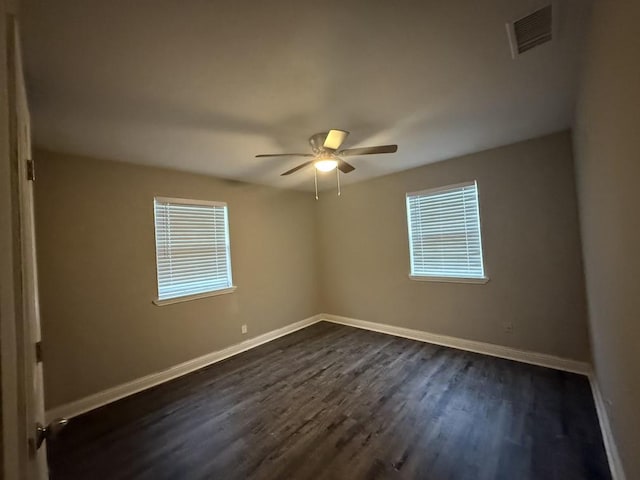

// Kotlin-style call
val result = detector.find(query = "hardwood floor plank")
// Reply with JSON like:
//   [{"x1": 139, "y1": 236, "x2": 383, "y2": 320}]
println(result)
[{"x1": 48, "y1": 322, "x2": 611, "y2": 480}]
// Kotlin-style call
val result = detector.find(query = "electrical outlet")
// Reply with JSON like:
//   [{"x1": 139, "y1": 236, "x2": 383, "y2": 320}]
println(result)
[
  {"x1": 502, "y1": 321, "x2": 513, "y2": 334},
  {"x1": 241, "y1": 324, "x2": 247, "y2": 334}
]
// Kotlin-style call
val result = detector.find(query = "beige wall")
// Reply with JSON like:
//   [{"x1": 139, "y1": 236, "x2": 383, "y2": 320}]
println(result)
[
  {"x1": 317, "y1": 132, "x2": 591, "y2": 361},
  {"x1": 34, "y1": 150, "x2": 319, "y2": 409},
  {"x1": 573, "y1": 1, "x2": 640, "y2": 478},
  {"x1": 36, "y1": 132, "x2": 594, "y2": 411}
]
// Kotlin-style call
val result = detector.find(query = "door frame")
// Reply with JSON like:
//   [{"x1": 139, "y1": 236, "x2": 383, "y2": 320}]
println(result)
[
  {"x1": 1, "y1": 1, "x2": 23, "y2": 477},
  {"x1": 1, "y1": 4, "x2": 47, "y2": 479}
]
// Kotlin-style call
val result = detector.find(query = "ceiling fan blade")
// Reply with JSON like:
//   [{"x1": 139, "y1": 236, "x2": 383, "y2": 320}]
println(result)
[
  {"x1": 337, "y1": 160, "x2": 355, "y2": 174},
  {"x1": 256, "y1": 153, "x2": 313, "y2": 158},
  {"x1": 339, "y1": 144, "x2": 398, "y2": 156},
  {"x1": 323, "y1": 129, "x2": 349, "y2": 150},
  {"x1": 281, "y1": 161, "x2": 313, "y2": 176}
]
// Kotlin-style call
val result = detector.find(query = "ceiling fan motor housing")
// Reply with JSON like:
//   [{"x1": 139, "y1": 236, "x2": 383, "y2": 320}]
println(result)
[{"x1": 310, "y1": 132, "x2": 331, "y2": 154}]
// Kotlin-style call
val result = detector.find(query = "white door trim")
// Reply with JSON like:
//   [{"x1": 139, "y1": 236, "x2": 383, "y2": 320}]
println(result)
[{"x1": 588, "y1": 375, "x2": 627, "y2": 480}]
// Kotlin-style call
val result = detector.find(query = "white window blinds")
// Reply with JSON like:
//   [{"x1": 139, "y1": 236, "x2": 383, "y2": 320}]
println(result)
[
  {"x1": 406, "y1": 181, "x2": 486, "y2": 280},
  {"x1": 154, "y1": 197, "x2": 233, "y2": 301}
]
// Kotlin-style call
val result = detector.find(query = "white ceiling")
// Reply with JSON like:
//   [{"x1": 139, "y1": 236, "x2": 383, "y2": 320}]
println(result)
[{"x1": 20, "y1": 0, "x2": 592, "y2": 191}]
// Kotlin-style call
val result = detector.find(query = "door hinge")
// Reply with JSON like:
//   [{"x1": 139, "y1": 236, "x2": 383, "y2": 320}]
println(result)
[
  {"x1": 27, "y1": 158, "x2": 35, "y2": 181},
  {"x1": 35, "y1": 341, "x2": 42, "y2": 363}
]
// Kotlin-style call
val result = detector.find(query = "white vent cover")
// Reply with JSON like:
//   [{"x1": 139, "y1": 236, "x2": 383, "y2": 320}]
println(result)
[{"x1": 507, "y1": 5, "x2": 553, "y2": 58}]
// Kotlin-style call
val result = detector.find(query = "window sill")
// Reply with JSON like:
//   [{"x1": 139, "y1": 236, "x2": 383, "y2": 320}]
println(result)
[
  {"x1": 153, "y1": 286, "x2": 237, "y2": 306},
  {"x1": 409, "y1": 275, "x2": 489, "y2": 285}
]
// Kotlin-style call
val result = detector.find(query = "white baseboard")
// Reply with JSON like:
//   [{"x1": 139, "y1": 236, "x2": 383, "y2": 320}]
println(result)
[
  {"x1": 49, "y1": 312, "x2": 591, "y2": 422},
  {"x1": 46, "y1": 314, "x2": 322, "y2": 422},
  {"x1": 589, "y1": 375, "x2": 627, "y2": 480},
  {"x1": 320, "y1": 313, "x2": 628, "y2": 478},
  {"x1": 320, "y1": 313, "x2": 591, "y2": 375},
  {"x1": 47, "y1": 311, "x2": 623, "y2": 479}
]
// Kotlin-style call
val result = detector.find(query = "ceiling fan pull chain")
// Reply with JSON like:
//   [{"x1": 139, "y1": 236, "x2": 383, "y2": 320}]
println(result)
[
  {"x1": 336, "y1": 168, "x2": 341, "y2": 196},
  {"x1": 314, "y1": 168, "x2": 319, "y2": 200}
]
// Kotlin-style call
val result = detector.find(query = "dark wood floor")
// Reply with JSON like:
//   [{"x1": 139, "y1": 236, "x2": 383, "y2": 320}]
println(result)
[{"x1": 48, "y1": 322, "x2": 611, "y2": 480}]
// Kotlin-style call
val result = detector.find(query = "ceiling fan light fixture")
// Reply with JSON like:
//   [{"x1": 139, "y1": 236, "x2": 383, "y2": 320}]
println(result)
[
  {"x1": 256, "y1": 129, "x2": 398, "y2": 191},
  {"x1": 314, "y1": 159, "x2": 338, "y2": 172}
]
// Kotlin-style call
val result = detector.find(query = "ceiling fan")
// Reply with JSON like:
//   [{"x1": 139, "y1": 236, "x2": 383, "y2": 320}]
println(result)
[{"x1": 255, "y1": 130, "x2": 398, "y2": 198}]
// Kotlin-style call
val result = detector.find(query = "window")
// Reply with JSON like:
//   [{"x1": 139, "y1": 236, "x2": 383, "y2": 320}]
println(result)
[
  {"x1": 153, "y1": 197, "x2": 234, "y2": 304},
  {"x1": 406, "y1": 181, "x2": 487, "y2": 283}
]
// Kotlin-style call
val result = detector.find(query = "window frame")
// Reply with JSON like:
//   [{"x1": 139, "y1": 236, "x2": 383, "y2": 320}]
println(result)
[
  {"x1": 405, "y1": 181, "x2": 489, "y2": 285},
  {"x1": 152, "y1": 196, "x2": 236, "y2": 306}
]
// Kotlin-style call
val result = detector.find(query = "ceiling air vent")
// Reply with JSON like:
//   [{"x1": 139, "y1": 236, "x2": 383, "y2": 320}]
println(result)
[{"x1": 507, "y1": 5, "x2": 553, "y2": 58}]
